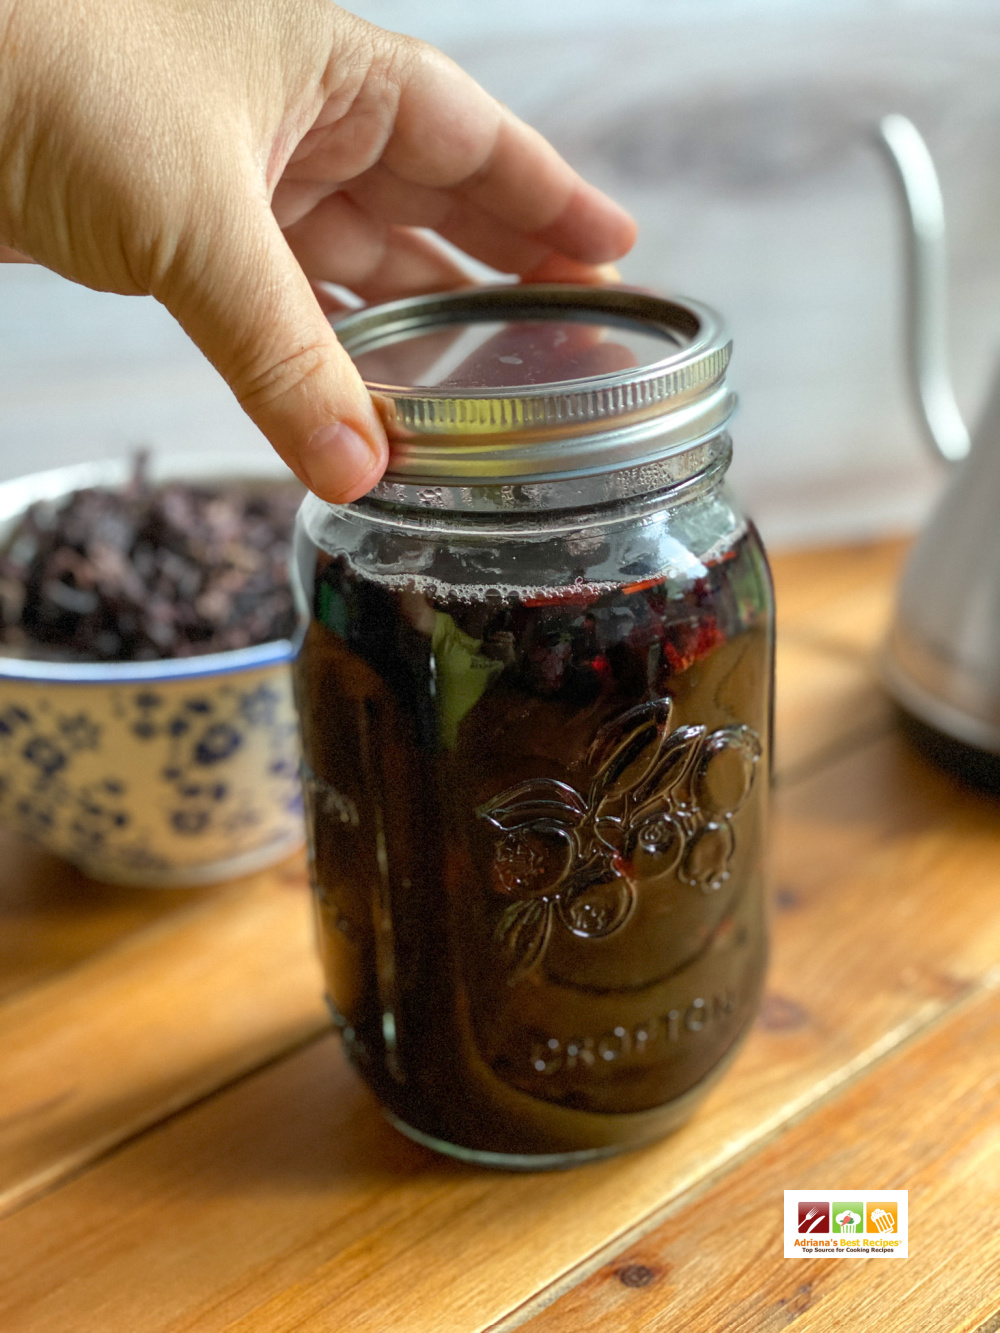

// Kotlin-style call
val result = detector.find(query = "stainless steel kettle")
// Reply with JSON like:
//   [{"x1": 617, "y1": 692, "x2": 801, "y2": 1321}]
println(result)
[{"x1": 878, "y1": 114, "x2": 1000, "y2": 782}]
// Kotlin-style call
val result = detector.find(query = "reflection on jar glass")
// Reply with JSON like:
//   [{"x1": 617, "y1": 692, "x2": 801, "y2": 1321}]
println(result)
[{"x1": 293, "y1": 286, "x2": 774, "y2": 1167}]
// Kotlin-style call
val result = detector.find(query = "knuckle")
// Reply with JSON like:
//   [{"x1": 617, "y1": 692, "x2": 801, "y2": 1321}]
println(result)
[
  {"x1": 232, "y1": 339, "x2": 330, "y2": 414},
  {"x1": 373, "y1": 29, "x2": 441, "y2": 105}
]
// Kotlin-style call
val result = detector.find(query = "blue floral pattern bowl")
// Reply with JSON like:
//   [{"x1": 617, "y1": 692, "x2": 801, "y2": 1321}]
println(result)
[{"x1": 0, "y1": 456, "x2": 305, "y2": 886}]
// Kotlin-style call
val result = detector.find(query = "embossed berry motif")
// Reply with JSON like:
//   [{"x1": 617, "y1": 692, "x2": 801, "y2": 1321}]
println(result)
[{"x1": 477, "y1": 698, "x2": 761, "y2": 983}]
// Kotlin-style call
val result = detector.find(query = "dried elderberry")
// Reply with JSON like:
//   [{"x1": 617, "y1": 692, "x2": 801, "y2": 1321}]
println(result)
[{"x1": 0, "y1": 456, "x2": 301, "y2": 662}]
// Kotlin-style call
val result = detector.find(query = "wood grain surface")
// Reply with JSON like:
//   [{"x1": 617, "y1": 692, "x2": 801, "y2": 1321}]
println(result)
[
  {"x1": 770, "y1": 539, "x2": 904, "y2": 780},
  {"x1": 0, "y1": 835, "x2": 219, "y2": 1003},
  {"x1": 2, "y1": 726, "x2": 999, "y2": 1332},
  {"x1": 773, "y1": 637, "x2": 890, "y2": 781},
  {"x1": 0, "y1": 539, "x2": 902, "y2": 1217},
  {"x1": 1, "y1": 539, "x2": 998, "y2": 1333},
  {"x1": 769, "y1": 540, "x2": 908, "y2": 645},
  {"x1": 512, "y1": 979, "x2": 1000, "y2": 1333},
  {"x1": 0, "y1": 853, "x2": 327, "y2": 1215}
]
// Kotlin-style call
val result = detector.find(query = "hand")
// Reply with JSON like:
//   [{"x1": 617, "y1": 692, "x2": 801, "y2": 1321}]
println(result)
[{"x1": 0, "y1": 0, "x2": 636, "y2": 501}]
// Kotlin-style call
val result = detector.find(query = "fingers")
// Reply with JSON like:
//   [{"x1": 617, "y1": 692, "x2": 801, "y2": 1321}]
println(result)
[
  {"x1": 339, "y1": 165, "x2": 614, "y2": 281},
  {"x1": 377, "y1": 45, "x2": 635, "y2": 262},
  {"x1": 282, "y1": 36, "x2": 636, "y2": 283},
  {"x1": 521, "y1": 256, "x2": 624, "y2": 285},
  {"x1": 282, "y1": 190, "x2": 475, "y2": 301},
  {"x1": 159, "y1": 186, "x2": 387, "y2": 504},
  {"x1": 449, "y1": 118, "x2": 637, "y2": 265},
  {"x1": 282, "y1": 185, "x2": 621, "y2": 307},
  {"x1": 530, "y1": 181, "x2": 639, "y2": 266}
]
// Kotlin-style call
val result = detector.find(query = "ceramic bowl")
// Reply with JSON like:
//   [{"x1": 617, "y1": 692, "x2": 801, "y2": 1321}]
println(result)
[{"x1": 0, "y1": 454, "x2": 305, "y2": 886}]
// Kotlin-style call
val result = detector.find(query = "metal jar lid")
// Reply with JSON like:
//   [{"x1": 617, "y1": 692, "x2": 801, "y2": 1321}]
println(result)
[{"x1": 333, "y1": 284, "x2": 735, "y2": 510}]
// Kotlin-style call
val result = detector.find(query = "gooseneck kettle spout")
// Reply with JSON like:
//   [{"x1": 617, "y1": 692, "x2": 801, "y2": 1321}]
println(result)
[
  {"x1": 877, "y1": 114, "x2": 970, "y2": 464},
  {"x1": 877, "y1": 114, "x2": 1000, "y2": 780}
]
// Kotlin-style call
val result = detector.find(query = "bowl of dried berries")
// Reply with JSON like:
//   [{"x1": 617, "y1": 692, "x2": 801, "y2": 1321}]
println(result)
[{"x1": 0, "y1": 452, "x2": 306, "y2": 886}]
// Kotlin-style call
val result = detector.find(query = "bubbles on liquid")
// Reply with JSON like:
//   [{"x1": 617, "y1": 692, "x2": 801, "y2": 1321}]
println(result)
[
  {"x1": 335, "y1": 564, "x2": 624, "y2": 604},
  {"x1": 333, "y1": 521, "x2": 744, "y2": 606}
]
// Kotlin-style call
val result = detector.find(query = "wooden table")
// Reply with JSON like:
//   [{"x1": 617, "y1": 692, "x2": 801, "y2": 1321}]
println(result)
[{"x1": 2, "y1": 539, "x2": 1000, "y2": 1333}]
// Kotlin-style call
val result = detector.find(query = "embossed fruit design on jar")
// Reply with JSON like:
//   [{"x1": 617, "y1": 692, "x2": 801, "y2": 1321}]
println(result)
[{"x1": 293, "y1": 286, "x2": 774, "y2": 1166}]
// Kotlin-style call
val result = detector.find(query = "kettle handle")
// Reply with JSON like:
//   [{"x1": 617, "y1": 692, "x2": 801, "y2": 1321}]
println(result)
[{"x1": 877, "y1": 114, "x2": 970, "y2": 463}]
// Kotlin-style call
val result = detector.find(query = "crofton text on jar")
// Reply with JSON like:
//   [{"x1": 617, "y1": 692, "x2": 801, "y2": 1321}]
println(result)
[{"x1": 293, "y1": 286, "x2": 774, "y2": 1167}]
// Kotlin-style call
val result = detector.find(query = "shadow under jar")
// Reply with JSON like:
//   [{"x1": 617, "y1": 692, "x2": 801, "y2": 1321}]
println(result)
[{"x1": 293, "y1": 285, "x2": 774, "y2": 1168}]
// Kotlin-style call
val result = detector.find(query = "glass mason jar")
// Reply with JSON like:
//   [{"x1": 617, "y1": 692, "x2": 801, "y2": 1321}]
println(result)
[{"x1": 293, "y1": 285, "x2": 773, "y2": 1167}]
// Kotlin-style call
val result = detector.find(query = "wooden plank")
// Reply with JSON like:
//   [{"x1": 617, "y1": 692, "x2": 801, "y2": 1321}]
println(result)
[
  {"x1": 511, "y1": 979, "x2": 1000, "y2": 1333},
  {"x1": 0, "y1": 543, "x2": 901, "y2": 1215},
  {"x1": 0, "y1": 829, "x2": 225, "y2": 1003},
  {"x1": 769, "y1": 539, "x2": 909, "y2": 648},
  {"x1": 773, "y1": 637, "x2": 890, "y2": 781},
  {"x1": 768, "y1": 537, "x2": 904, "y2": 780},
  {"x1": 0, "y1": 851, "x2": 328, "y2": 1216},
  {"x1": 1, "y1": 727, "x2": 999, "y2": 1332}
]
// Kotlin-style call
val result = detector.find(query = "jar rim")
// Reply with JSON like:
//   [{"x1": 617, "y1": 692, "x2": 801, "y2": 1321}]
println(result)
[
  {"x1": 333, "y1": 285, "x2": 734, "y2": 490},
  {"x1": 299, "y1": 436, "x2": 732, "y2": 539}
]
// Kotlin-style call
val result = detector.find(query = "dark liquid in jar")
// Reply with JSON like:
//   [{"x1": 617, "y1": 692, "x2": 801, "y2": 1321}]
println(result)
[{"x1": 296, "y1": 528, "x2": 772, "y2": 1158}]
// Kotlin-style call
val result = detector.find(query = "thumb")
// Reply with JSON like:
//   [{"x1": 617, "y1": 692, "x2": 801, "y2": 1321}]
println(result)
[{"x1": 159, "y1": 195, "x2": 388, "y2": 503}]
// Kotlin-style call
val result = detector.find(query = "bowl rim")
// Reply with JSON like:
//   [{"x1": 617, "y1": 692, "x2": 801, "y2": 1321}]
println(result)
[{"x1": 0, "y1": 453, "x2": 302, "y2": 683}]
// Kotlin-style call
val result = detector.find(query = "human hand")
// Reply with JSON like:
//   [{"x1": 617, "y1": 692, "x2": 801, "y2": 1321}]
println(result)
[{"x1": 0, "y1": 0, "x2": 636, "y2": 501}]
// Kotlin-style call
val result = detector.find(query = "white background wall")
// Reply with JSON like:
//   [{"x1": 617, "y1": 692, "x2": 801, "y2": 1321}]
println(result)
[{"x1": 1, "y1": 0, "x2": 998, "y2": 546}]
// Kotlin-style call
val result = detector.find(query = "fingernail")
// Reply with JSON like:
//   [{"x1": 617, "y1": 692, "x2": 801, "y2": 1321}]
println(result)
[
  {"x1": 301, "y1": 422, "x2": 385, "y2": 502},
  {"x1": 593, "y1": 263, "x2": 622, "y2": 284}
]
